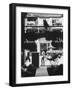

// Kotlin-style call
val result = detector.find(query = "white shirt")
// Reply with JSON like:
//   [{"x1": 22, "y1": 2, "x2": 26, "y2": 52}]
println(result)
[{"x1": 25, "y1": 60, "x2": 31, "y2": 67}]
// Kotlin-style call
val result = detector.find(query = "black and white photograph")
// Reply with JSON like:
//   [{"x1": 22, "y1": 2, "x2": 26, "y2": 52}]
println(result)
[
  {"x1": 9, "y1": 3, "x2": 70, "y2": 86},
  {"x1": 21, "y1": 12, "x2": 63, "y2": 77}
]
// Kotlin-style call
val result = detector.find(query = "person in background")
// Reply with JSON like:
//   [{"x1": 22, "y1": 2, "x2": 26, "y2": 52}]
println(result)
[
  {"x1": 22, "y1": 52, "x2": 36, "y2": 77},
  {"x1": 45, "y1": 52, "x2": 52, "y2": 66},
  {"x1": 25, "y1": 52, "x2": 31, "y2": 67},
  {"x1": 41, "y1": 51, "x2": 46, "y2": 66}
]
